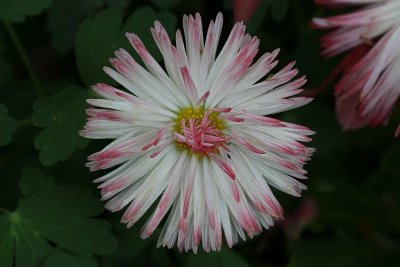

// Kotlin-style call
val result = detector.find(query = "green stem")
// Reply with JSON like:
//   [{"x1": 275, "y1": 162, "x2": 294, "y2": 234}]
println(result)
[{"x1": 4, "y1": 22, "x2": 46, "y2": 96}]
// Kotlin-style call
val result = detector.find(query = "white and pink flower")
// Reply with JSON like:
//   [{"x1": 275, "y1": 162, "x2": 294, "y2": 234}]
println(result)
[
  {"x1": 312, "y1": 0, "x2": 400, "y2": 136},
  {"x1": 81, "y1": 13, "x2": 314, "y2": 252}
]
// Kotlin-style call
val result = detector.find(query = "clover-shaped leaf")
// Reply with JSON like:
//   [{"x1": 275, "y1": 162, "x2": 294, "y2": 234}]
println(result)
[
  {"x1": 32, "y1": 87, "x2": 90, "y2": 166},
  {"x1": 42, "y1": 249, "x2": 97, "y2": 267},
  {"x1": 75, "y1": 6, "x2": 177, "y2": 86},
  {"x1": 0, "y1": 185, "x2": 116, "y2": 267},
  {"x1": 0, "y1": 0, "x2": 53, "y2": 22},
  {"x1": 47, "y1": 0, "x2": 102, "y2": 54},
  {"x1": 18, "y1": 166, "x2": 54, "y2": 196},
  {"x1": 0, "y1": 104, "x2": 17, "y2": 147}
]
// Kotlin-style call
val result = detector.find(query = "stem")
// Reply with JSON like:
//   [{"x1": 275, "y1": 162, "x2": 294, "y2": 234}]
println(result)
[{"x1": 4, "y1": 22, "x2": 46, "y2": 96}]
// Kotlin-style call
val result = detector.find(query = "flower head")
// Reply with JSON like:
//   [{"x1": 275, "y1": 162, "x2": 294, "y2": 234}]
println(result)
[
  {"x1": 81, "y1": 13, "x2": 314, "y2": 252},
  {"x1": 312, "y1": 0, "x2": 400, "y2": 136}
]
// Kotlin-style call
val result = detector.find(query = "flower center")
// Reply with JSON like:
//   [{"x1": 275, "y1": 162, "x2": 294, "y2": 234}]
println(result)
[{"x1": 173, "y1": 107, "x2": 228, "y2": 158}]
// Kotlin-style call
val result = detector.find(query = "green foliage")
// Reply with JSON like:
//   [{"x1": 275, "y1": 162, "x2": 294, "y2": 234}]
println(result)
[
  {"x1": 0, "y1": 104, "x2": 17, "y2": 146},
  {"x1": 287, "y1": 234, "x2": 400, "y2": 267},
  {"x1": 0, "y1": 211, "x2": 51, "y2": 267},
  {"x1": 220, "y1": 249, "x2": 252, "y2": 267},
  {"x1": 0, "y1": 183, "x2": 116, "y2": 267},
  {"x1": 47, "y1": 0, "x2": 102, "y2": 54},
  {"x1": 0, "y1": 57, "x2": 12, "y2": 86},
  {"x1": 32, "y1": 87, "x2": 90, "y2": 166},
  {"x1": 75, "y1": 8, "x2": 122, "y2": 87},
  {"x1": 18, "y1": 166, "x2": 54, "y2": 196},
  {"x1": 184, "y1": 251, "x2": 218, "y2": 267},
  {"x1": 226, "y1": 0, "x2": 290, "y2": 34},
  {"x1": 109, "y1": 222, "x2": 156, "y2": 263},
  {"x1": 184, "y1": 249, "x2": 251, "y2": 267},
  {"x1": 150, "y1": 0, "x2": 182, "y2": 9},
  {"x1": 42, "y1": 250, "x2": 97, "y2": 267},
  {"x1": 269, "y1": 0, "x2": 289, "y2": 21},
  {"x1": 0, "y1": 0, "x2": 53, "y2": 22},
  {"x1": 287, "y1": 237, "x2": 371, "y2": 267},
  {"x1": 75, "y1": 6, "x2": 177, "y2": 87},
  {"x1": 246, "y1": 0, "x2": 270, "y2": 35}
]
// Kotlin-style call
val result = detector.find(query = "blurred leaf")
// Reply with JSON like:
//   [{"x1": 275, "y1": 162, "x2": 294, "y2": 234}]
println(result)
[
  {"x1": 106, "y1": 0, "x2": 130, "y2": 8},
  {"x1": 370, "y1": 143, "x2": 400, "y2": 232},
  {"x1": 106, "y1": 221, "x2": 155, "y2": 265},
  {"x1": 18, "y1": 166, "x2": 54, "y2": 196},
  {"x1": 220, "y1": 249, "x2": 252, "y2": 267},
  {"x1": 32, "y1": 87, "x2": 90, "y2": 166},
  {"x1": 42, "y1": 249, "x2": 97, "y2": 267},
  {"x1": 287, "y1": 236, "x2": 391, "y2": 267},
  {"x1": 0, "y1": 186, "x2": 116, "y2": 267},
  {"x1": 47, "y1": 0, "x2": 102, "y2": 54},
  {"x1": 0, "y1": 0, "x2": 53, "y2": 22},
  {"x1": 223, "y1": 0, "x2": 232, "y2": 10},
  {"x1": 234, "y1": 0, "x2": 289, "y2": 34},
  {"x1": 184, "y1": 249, "x2": 251, "y2": 267},
  {"x1": 150, "y1": 247, "x2": 174, "y2": 267},
  {"x1": 0, "y1": 57, "x2": 12, "y2": 86},
  {"x1": 0, "y1": 104, "x2": 17, "y2": 146},
  {"x1": 246, "y1": 0, "x2": 269, "y2": 35},
  {"x1": 270, "y1": 0, "x2": 289, "y2": 21},
  {"x1": 75, "y1": 6, "x2": 177, "y2": 87},
  {"x1": 184, "y1": 251, "x2": 218, "y2": 267},
  {"x1": 150, "y1": 0, "x2": 182, "y2": 9}
]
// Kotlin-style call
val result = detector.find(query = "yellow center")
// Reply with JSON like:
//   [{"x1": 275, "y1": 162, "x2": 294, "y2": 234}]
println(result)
[{"x1": 173, "y1": 106, "x2": 226, "y2": 158}]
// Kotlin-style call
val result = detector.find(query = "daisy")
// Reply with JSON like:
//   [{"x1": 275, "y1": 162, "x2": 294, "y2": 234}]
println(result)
[
  {"x1": 312, "y1": 0, "x2": 400, "y2": 136},
  {"x1": 81, "y1": 12, "x2": 314, "y2": 252}
]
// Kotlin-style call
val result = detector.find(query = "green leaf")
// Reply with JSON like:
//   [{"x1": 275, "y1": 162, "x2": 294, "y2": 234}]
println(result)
[
  {"x1": 287, "y1": 236, "x2": 388, "y2": 267},
  {"x1": 270, "y1": 0, "x2": 289, "y2": 21},
  {"x1": 75, "y1": 6, "x2": 177, "y2": 87},
  {"x1": 106, "y1": 0, "x2": 130, "y2": 8},
  {"x1": 220, "y1": 249, "x2": 252, "y2": 267},
  {"x1": 150, "y1": 247, "x2": 174, "y2": 267},
  {"x1": 246, "y1": 0, "x2": 269, "y2": 35},
  {"x1": 20, "y1": 186, "x2": 117, "y2": 257},
  {"x1": 0, "y1": 186, "x2": 116, "y2": 267},
  {"x1": 32, "y1": 87, "x2": 90, "y2": 166},
  {"x1": 18, "y1": 166, "x2": 54, "y2": 196},
  {"x1": 0, "y1": 104, "x2": 17, "y2": 146},
  {"x1": 121, "y1": 7, "x2": 178, "y2": 62},
  {"x1": 184, "y1": 248, "x2": 252, "y2": 267},
  {"x1": 0, "y1": 212, "x2": 52, "y2": 267},
  {"x1": 75, "y1": 8, "x2": 123, "y2": 86},
  {"x1": 0, "y1": 0, "x2": 53, "y2": 22},
  {"x1": 109, "y1": 221, "x2": 155, "y2": 263},
  {"x1": 42, "y1": 249, "x2": 97, "y2": 267},
  {"x1": 184, "y1": 251, "x2": 218, "y2": 267},
  {"x1": 222, "y1": 0, "x2": 232, "y2": 10},
  {"x1": 47, "y1": 0, "x2": 102, "y2": 54},
  {"x1": 150, "y1": 0, "x2": 182, "y2": 9},
  {"x1": 370, "y1": 143, "x2": 400, "y2": 232},
  {"x1": 0, "y1": 57, "x2": 12, "y2": 86}
]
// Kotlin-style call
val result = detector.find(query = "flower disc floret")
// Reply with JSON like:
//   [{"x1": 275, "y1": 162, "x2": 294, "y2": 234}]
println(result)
[{"x1": 173, "y1": 107, "x2": 227, "y2": 158}]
